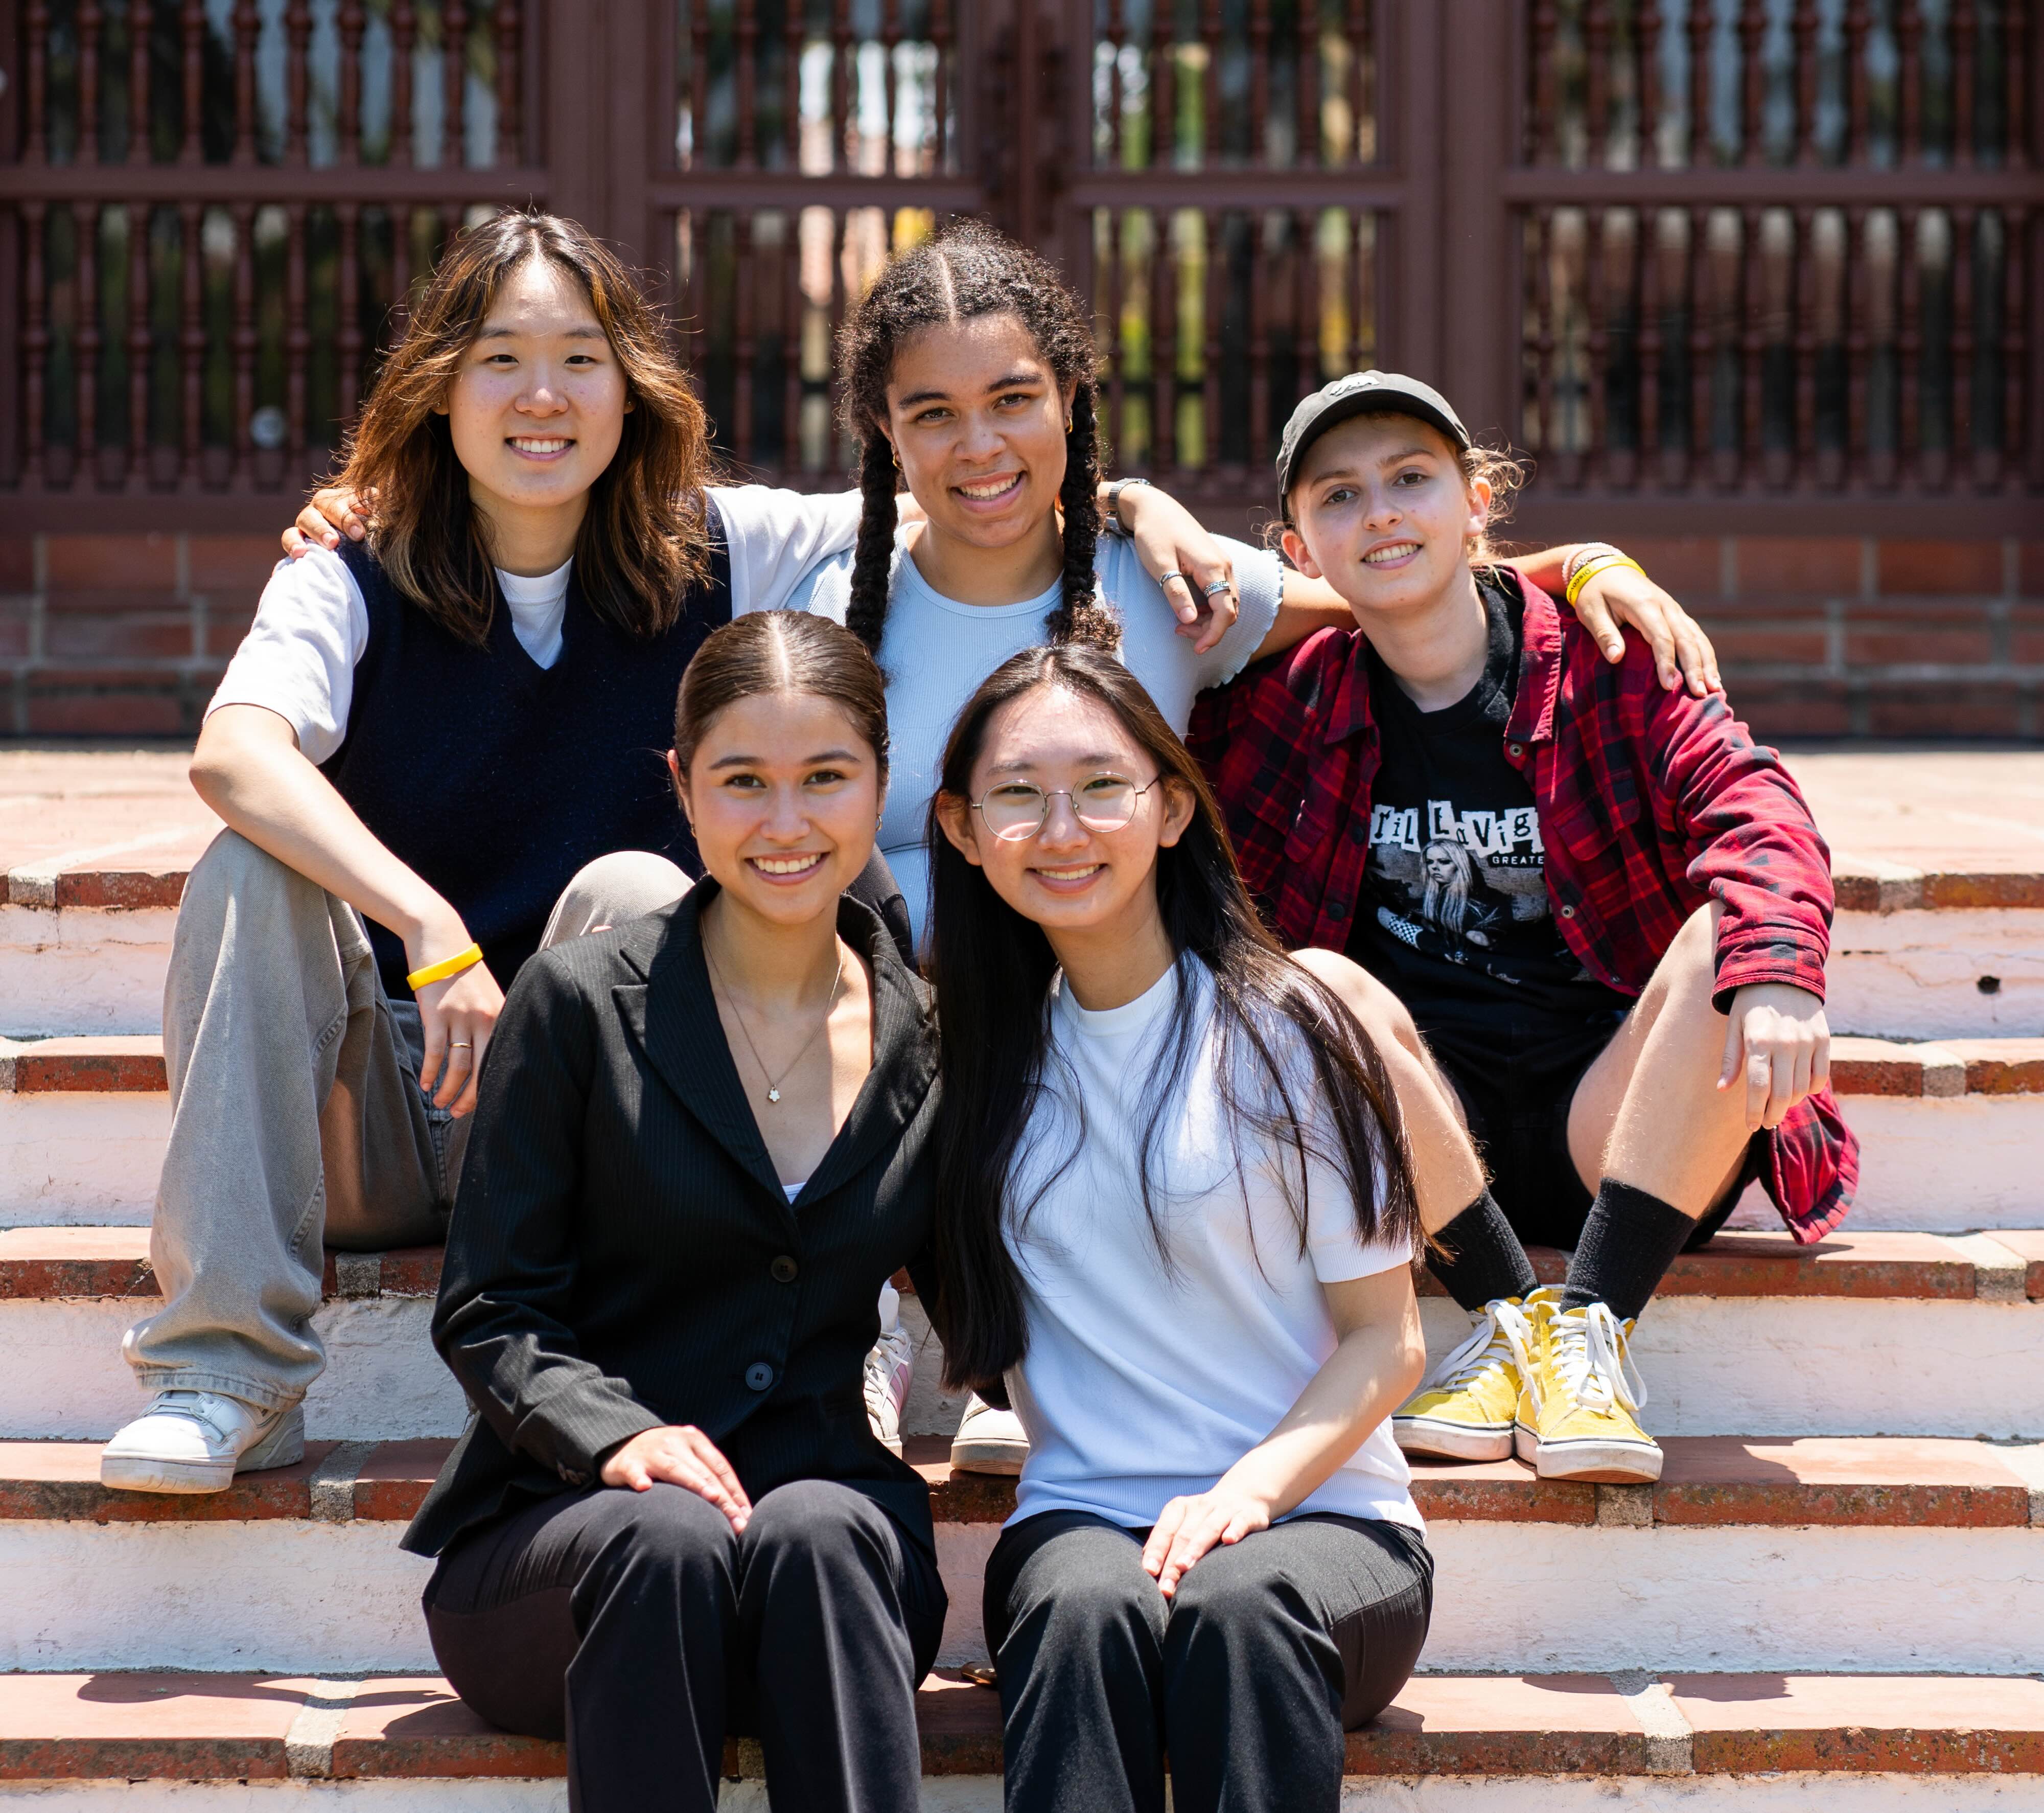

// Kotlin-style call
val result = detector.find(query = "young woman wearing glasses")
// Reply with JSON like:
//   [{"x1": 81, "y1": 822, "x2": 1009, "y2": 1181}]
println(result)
[{"x1": 926, "y1": 639, "x2": 1493, "y2": 1813}]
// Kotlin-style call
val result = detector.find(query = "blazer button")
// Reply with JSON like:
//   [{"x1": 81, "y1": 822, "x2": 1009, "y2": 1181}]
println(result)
[
  {"x1": 771, "y1": 1255, "x2": 798, "y2": 1284},
  {"x1": 745, "y1": 1362, "x2": 776, "y2": 1392}
]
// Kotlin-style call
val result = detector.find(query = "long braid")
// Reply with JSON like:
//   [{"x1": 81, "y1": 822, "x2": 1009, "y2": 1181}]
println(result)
[
  {"x1": 1044, "y1": 382, "x2": 1116, "y2": 647},
  {"x1": 845, "y1": 432, "x2": 898, "y2": 655}
]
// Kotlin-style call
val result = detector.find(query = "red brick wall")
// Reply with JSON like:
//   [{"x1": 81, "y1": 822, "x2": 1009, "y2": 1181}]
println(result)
[{"x1": 1, "y1": 531, "x2": 2039, "y2": 741}]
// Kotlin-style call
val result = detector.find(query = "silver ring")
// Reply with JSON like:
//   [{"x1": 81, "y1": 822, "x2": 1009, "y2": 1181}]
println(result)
[
  {"x1": 1159, "y1": 570, "x2": 1187, "y2": 586},
  {"x1": 1203, "y1": 577, "x2": 1234, "y2": 597}
]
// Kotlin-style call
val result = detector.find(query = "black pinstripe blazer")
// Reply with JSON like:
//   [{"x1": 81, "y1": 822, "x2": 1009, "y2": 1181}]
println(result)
[{"x1": 402, "y1": 884, "x2": 940, "y2": 1560}]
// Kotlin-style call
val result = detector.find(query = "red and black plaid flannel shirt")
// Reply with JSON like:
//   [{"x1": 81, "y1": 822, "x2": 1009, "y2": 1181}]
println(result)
[{"x1": 1187, "y1": 567, "x2": 1858, "y2": 1243}]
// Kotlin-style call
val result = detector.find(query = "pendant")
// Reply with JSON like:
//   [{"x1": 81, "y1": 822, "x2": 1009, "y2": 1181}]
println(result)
[{"x1": 766, "y1": 1087, "x2": 781, "y2": 1103}]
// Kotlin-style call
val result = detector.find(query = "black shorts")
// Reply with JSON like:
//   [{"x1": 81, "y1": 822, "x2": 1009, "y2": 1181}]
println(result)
[{"x1": 1428, "y1": 1019, "x2": 1762, "y2": 1252}]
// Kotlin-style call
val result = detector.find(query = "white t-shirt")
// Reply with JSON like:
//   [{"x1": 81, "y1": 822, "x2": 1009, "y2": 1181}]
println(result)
[
  {"x1": 1004, "y1": 959, "x2": 1422, "y2": 1534},
  {"x1": 208, "y1": 484, "x2": 867, "y2": 764},
  {"x1": 773, "y1": 531, "x2": 1282, "y2": 940}
]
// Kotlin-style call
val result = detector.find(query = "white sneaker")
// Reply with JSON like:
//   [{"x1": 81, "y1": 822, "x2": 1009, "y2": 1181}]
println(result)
[
  {"x1": 863, "y1": 1324, "x2": 915, "y2": 1457},
  {"x1": 949, "y1": 1392, "x2": 1029, "y2": 1476},
  {"x1": 99, "y1": 1390, "x2": 306, "y2": 1494}
]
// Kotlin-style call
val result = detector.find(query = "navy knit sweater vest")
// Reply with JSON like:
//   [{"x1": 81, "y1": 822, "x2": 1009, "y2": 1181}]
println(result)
[{"x1": 320, "y1": 508, "x2": 732, "y2": 1000}]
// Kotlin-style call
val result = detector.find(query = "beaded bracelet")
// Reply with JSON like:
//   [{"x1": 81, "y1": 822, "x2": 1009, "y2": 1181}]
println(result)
[
  {"x1": 1562, "y1": 541, "x2": 1627, "y2": 589},
  {"x1": 1564, "y1": 553, "x2": 1644, "y2": 609}
]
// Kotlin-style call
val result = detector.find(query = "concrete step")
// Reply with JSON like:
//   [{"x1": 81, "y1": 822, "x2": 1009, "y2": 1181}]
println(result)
[
  {"x1": 4, "y1": 1668, "x2": 2039, "y2": 1809},
  {"x1": 4, "y1": 1226, "x2": 2039, "y2": 1445},
  {"x1": 0, "y1": 1435, "x2": 2039, "y2": 1677},
  {"x1": 9, "y1": 1031, "x2": 2044, "y2": 1230}
]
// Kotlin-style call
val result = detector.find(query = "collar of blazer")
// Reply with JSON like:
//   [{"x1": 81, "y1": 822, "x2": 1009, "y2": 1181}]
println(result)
[{"x1": 610, "y1": 881, "x2": 937, "y2": 1215}]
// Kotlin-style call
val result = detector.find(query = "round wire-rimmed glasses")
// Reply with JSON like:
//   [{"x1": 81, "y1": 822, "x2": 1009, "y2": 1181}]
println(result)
[{"x1": 970, "y1": 773, "x2": 1162, "y2": 841}]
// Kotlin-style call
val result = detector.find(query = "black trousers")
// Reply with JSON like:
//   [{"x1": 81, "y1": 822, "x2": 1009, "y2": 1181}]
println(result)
[
  {"x1": 423, "y1": 1478, "x2": 947, "y2": 1813},
  {"x1": 984, "y1": 1509, "x2": 1433, "y2": 1813}
]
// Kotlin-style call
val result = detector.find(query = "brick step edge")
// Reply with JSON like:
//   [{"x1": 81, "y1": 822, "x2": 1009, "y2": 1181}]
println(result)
[
  {"x1": 6, "y1": 1434, "x2": 2042, "y2": 1532},
  {"x1": 8, "y1": 1035, "x2": 2041, "y2": 1098},
  {"x1": 7, "y1": 1228, "x2": 2039, "y2": 1304},
  {"x1": 3, "y1": 1669, "x2": 2041, "y2": 1780}
]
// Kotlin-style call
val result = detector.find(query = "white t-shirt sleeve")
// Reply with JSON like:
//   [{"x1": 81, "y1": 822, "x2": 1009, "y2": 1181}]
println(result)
[
  {"x1": 1297, "y1": 1130, "x2": 1411, "y2": 1283},
  {"x1": 712, "y1": 484, "x2": 866, "y2": 616},
  {"x1": 1191, "y1": 538, "x2": 1285, "y2": 692},
  {"x1": 205, "y1": 547, "x2": 368, "y2": 765}
]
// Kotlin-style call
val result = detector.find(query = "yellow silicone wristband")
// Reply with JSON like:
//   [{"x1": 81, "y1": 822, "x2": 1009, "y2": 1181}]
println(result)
[
  {"x1": 1565, "y1": 553, "x2": 1643, "y2": 610},
  {"x1": 406, "y1": 943, "x2": 484, "y2": 991}
]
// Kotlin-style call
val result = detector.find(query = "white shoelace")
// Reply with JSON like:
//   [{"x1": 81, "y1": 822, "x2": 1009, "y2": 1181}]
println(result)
[
  {"x1": 1422, "y1": 1297, "x2": 1535, "y2": 1394},
  {"x1": 1545, "y1": 1301, "x2": 1647, "y2": 1416}
]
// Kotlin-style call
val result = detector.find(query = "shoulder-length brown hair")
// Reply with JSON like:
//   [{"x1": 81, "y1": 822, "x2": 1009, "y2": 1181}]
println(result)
[{"x1": 334, "y1": 209, "x2": 715, "y2": 644}]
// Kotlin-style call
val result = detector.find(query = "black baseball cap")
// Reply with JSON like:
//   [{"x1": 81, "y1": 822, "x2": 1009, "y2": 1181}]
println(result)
[{"x1": 1275, "y1": 370, "x2": 1472, "y2": 520}]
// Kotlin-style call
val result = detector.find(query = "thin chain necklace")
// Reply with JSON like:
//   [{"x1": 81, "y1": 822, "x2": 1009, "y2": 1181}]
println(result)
[{"x1": 704, "y1": 937, "x2": 846, "y2": 1105}]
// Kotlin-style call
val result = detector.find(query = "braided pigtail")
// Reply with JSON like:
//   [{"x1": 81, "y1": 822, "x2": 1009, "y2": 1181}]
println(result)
[
  {"x1": 1046, "y1": 383, "x2": 1117, "y2": 648},
  {"x1": 845, "y1": 432, "x2": 899, "y2": 655}
]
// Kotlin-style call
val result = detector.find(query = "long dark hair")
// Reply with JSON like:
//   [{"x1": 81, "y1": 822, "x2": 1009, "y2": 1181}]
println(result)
[
  {"x1": 673, "y1": 610, "x2": 890, "y2": 786},
  {"x1": 335, "y1": 208, "x2": 715, "y2": 645},
  {"x1": 835, "y1": 220, "x2": 1112, "y2": 656},
  {"x1": 923, "y1": 644, "x2": 1421, "y2": 1394}
]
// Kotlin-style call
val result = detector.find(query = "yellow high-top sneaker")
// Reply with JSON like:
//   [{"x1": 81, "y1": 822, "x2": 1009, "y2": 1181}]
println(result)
[
  {"x1": 1391, "y1": 1296, "x2": 1535, "y2": 1463},
  {"x1": 1514, "y1": 1287, "x2": 1662, "y2": 1483}
]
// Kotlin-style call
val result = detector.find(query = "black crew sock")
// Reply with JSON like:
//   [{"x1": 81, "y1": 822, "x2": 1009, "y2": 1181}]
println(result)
[
  {"x1": 1559, "y1": 1180, "x2": 1697, "y2": 1322},
  {"x1": 1426, "y1": 1190, "x2": 1539, "y2": 1313}
]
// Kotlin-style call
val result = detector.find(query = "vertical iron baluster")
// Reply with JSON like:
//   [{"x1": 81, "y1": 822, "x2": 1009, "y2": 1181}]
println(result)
[
  {"x1": 1248, "y1": 0, "x2": 1270, "y2": 167},
  {"x1": 1738, "y1": 205, "x2": 1762, "y2": 484},
  {"x1": 1346, "y1": 206, "x2": 1366, "y2": 370},
  {"x1": 825, "y1": 211, "x2": 846, "y2": 456},
  {"x1": 443, "y1": 0, "x2": 469, "y2": 168},
  {"x1": 230, "y1": 201, "x2": 256, "y2": 480},
  {"x1": 1738, "y1": 0, "x2": 1766, "y2": 165},
  {"x1": 1106, "y1": 0, "x2": 1127, "y2": 169},
  {"x1": 1638, "y1": 0, "x2": 1662, "y2": 168},
  {"x1": 286, "y1": 0, "x2": 312, "y2": 165},
  {"x1": 128, "y1": 201, "x2": 150, "y2": 480},
  {"x1": 1201, "y1": 0, "x2": 1222, "y2": 166},
  {"x1": 231, "y1": 0, "x2": 259, "y2": 164},
  {"x1": 129, "y1": 0, "x2": 151, "y2": 165},
  {"x1": 1248, "y1": 218, "x2": 1271, "y2": 468},
  {"x1": 1585, "y1": 210, "x2": 1608, "y2": 484},
  {"x1": 931, "y1": 0, "x2": 953, "y2": 171},
  {"x1": 1898, "y1": 0, "x2": 1923, "y2": 163},
  {"x1": 1687, "y1": 0, "x2": 1711, "y2": 166},
  {"x1": 1897, "y1": 206, "x2": 1921, "y2": 480},
  {"x1": 494, "y1": 0, "x2": 522, "y2": 164},
  {"x1": 1793, "y1": 205, "x2": 1816, "y2": 480},
  {"x1": 391, "y1": 2, "x2": 416, "y2": 168},
  {"x1": 880, "y1": 0, "x2": 900, "y2": 177},
  {"x1": 26, "y1": 1, "x2": 50, "y2": 166},
  {"x1": 1952, "y1": 0, "x2": 1976, "y2": 168},
  {"x1": 1296, "y1": 0, "x2": 1320, "y2": 169},
  {"x1": 831, "y1": 0, "x2": 852, "y2": 174},
  {"x1": 1844, "y1": 0, "x2": 1870, "y2": 165},
  {"x1": 1953, "y1": 206, "x2": 1975, "y2": 483},
  {"x1": 1106, "y1": 210, "x2": 1127, "y2": 450},
  {"x1": 1290, "y1": 206, "x2": 1315, "y2": 402},
  {"x1": 782, "y1": 0, "x2": 804, "y2": 174},
  {"x1": 686, "y1": 0, "x2": 708, "y2": 171},
  {"x1": 2003, "y1": 208, "x2": 2027, "y2": 479},
  {"x1": 1152, "y1": 0, "x2": 1177, "y2": 170},
  {"x1": 179, "y1": 0, "x2": 205, "y2": 162},
  {"x1": 80, "y1": 1, "x2": 104, "y2": 164},
  {"x1": 736, "y1": 0, "x2": 758, "y2": 169},
  {"x1": 1152, "y1": 209, "x2": 1176, "y2": 471},
  {"x1": 286, "y1": 202, "x2": 309, "y2": 461},
  {"x1": 1202, "y1": 209, "x2": 1223, "y2": 474},
  {"x1": 1845, "y1": 204, "x2": 1868, "y2": 484},
  {"x1": 340, "y1": 1, "x2": 365, "y2": 164},
  {"x1": 1639, "y1": 210, "x2": 1663, "y2": 483},
  {"x1": 178, "y1": 200, "x2": 201, "y2": 482},
  {"x1": 1688, "y1": 204, "x2": 1713, "y2": 481},
  {"x1": 734, "y1": 213, "x2": 755, "y2": 464},
  {"x1": 23, "y1": 203, "x2": 48, "y2": 481},
  {"x1": 782, "y1": 215, "x2": 802, "y2": 474},
  {"x1": 1586, "y1": 0, "x2": 1612, "y2": 170},
  {"x1": 1793, "y1": 0, "x2": 1819, "y2": 164},
  {"x1": 77, "y1": 204, "x2": 102, "y2": 477},
  {"x1": 2006, "y1": 1, "x2": 2028, "y2": 170},
  {"x1": 1533, "y1": 0, "x2": 1559, "y2": 164},
  {"x1": 337, "y1": 201, "x2": 362, "y2": 429},
  {"x1": 1345, "y1": 0, "x2": 1368, "y2": 165},
  {"x1": 1533, "y1": 210, "x2": 1557, "y2": 464},
  {"x1": 390, "y1": 204, "x2": 412, "y2": 328}
]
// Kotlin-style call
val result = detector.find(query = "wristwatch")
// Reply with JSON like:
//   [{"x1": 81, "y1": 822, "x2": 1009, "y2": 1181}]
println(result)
[{"x1": 1102, "y1": 475, "x2": 1152, "y2": 536}]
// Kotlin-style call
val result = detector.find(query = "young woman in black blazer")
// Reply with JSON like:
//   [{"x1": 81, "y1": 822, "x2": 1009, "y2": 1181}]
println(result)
[{"x1": 403, "y1": 610, "x2": 944, "y2": 1813}]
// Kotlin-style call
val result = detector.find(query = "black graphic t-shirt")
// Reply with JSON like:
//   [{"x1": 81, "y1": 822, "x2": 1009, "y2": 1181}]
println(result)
[{"x1": 1347, "y1": 572, "x2": 1631, "y2": 1072}]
